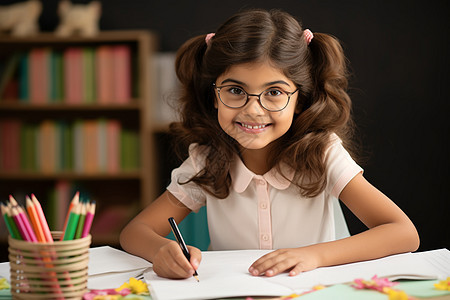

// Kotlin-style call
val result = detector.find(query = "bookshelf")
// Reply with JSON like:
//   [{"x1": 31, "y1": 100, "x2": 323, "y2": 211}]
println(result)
[{"x1": 0, "y1": 31, "x2": 158, "y2": 249}]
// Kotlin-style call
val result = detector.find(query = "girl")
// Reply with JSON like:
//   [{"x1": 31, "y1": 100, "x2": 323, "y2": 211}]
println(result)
[{"x1": 120, "y1": 8, "x2": 419, "y2": 279}]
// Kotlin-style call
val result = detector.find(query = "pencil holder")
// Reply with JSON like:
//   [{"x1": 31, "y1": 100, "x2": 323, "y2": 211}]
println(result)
[{"x1": 8, "y1": 231, "x2": 91, "y2": 300}]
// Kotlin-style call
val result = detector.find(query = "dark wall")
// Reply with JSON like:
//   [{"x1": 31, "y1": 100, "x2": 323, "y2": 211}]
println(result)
[{"x1": 4, "y1": 0, "x2": 449, "y2": 251}]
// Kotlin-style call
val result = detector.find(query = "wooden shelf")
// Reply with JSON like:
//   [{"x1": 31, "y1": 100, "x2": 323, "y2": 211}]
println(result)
[
  {"x1": 0, "y1": 31, "x2": 158, "y2": 246},
  {"x1": 0, "y1": 31, "x2": 155, "y2": 44},
  {"x1": 0, "y1": 102, "x2": 142, "y2": 111},
  {"x1": 0, "y1": 171, "x2": 142, "y2": 180}
]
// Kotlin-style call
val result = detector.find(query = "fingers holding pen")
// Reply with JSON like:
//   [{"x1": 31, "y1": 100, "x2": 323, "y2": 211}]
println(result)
[
  {"x1": 153, "y1": 240, "x2": 198, "y2": 279},
  {"x1": 187, "y1": 245, "x2": 202, "y2": 271}
]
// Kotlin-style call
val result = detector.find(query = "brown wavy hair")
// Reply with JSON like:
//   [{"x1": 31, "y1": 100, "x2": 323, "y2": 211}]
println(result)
[{"x1": 170, "y1": 8, "x2": 356, "y2": 198}]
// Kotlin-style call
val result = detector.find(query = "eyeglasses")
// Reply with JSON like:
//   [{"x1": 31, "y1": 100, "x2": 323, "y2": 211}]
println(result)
[{"x1": 213, "y1": 83, "x2": 299, "y2": 112}]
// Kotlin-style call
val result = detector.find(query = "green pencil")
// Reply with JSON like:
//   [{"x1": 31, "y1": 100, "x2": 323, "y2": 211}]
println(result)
[
  {"x1": 74, "y1": 202, "x2": 87, "y2": 239},
  {"x1": 62, "y1": 203, "x2": 81, "y2": 241},
  {"x1": 1, "y1": 203, "x2": 22, "y2": 240}
]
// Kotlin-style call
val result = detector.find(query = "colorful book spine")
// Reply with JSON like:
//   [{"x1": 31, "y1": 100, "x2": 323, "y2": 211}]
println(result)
[
  {"x1": 112, "y1": 45, "x2": 132, "y2": 104},
  {"x1": 97, "y1": 119, "x2": 107, "y2": 172},
  {"x1": 18, "y1": 53, "x2": 29, "y2": 102},
  {"x1": 64, "y1": 47, "x2": 83, "y2": 104},
  {"x1": 83, "y1": 47, "x2": 96, "y2": 104},
  {"x1": 20, "y1": 122, "x2": 37, "y2": 171},
  {"x1": 83, "y1": 120, "x2": 98, "y2": 173},
  {"x1": 50, "y1": 50, "x2": 64, "y2": 103},
  {"x1": 59, "y1": 121, "x2": 73, "y2": 171},
  {"x1": 0, "y1": 53, "x2": 21, "y2": 101},
  {"x1": 95, "y1": 46, "x2": 114, "y2": 104},
  {"x1": 106, "y1": 120, "x2": 121, "y2": 173},
  {"x1": 29, "y1": 48, "x2": 50, "y2": 104},
  {"x1": 0, "y1": 119, "x2": 21, "y2": 171},
  {"x1": 39, "y1": 120, "x2": 57, "y2": 173}
]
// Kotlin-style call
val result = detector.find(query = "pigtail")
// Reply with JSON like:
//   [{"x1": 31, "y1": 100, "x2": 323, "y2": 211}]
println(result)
[
  {"x1": 175, "y1": 35, "x2": 207, "y2": 89},
  {"x1": 172, "y1": 34, "x2": 212, "y2": 149},
  {"x1": 307, "y1": 33, "x2": 352, "y2": 136},
  {"x1": 171, "y1": 34, "x2": 235, "y2": 198},
  {"x1": 282, "y1": 32, "x2": 355, "y2": 197}
]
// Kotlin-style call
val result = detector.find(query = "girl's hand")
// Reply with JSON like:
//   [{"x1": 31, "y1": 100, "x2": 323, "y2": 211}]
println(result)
[
  {"x1": 248, "y1": 248, "x2": 320, "y2": 277},
  {"x1": 151, "y1": 240, "x2": 201, "y2": 279}
]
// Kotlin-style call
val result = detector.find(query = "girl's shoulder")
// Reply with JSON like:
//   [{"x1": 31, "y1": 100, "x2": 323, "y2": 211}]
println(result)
[
  {"x1": 187, "y1": 143, "x2": 210, "y2": 159},
  {"x1": 183, "y1": 143, "x2": 211, "y2": 171}
]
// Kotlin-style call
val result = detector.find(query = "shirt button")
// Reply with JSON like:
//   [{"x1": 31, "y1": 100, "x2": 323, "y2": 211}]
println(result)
[
  {"x1": 258, "y1": 179, "x2": 266, "y2": 185},
  {"x1": 260, "y1": 203, "x2": 267, "y2": 209},
  {"x1": 262, "y1": 234, "x2": 269, "y2": 241}
]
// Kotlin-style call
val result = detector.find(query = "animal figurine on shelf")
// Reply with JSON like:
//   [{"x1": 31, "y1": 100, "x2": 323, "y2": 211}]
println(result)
[
  {"x1": 55, "y1": 0, "x2": 101, "y2": 37},
  {"x1": 0, "y1": 0, "x2": 42, "y2": 37}
]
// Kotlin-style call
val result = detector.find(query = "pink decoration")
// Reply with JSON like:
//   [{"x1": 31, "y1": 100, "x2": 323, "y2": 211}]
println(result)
[
  {"x1": 352, "y1": 275, "x2": 397, "y2": 292},
  {"x1": 82, "y1": 288, "x2": 130, "y2": 300},
  {"x1": 205, "y1": 33, "x2": 215, "y2": 46},
  {"x1": 304, "y1": 29, "x2": 314, "y2": 45}
]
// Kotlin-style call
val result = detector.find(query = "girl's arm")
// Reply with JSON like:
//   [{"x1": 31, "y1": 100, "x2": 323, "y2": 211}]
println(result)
[
  {"x1": 249, "y1": 172, "x2": 420, "y2": 277},
  {"x1": 119, "y1": 190, "x2": 201, "y2": 279}
]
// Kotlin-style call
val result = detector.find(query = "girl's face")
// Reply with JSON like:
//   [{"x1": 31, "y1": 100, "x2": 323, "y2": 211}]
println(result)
[{"x1": 214, "y1": 61, "x2": 299, "y2": 150}]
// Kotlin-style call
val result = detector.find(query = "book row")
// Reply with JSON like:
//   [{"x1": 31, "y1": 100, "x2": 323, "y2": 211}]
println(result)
[
  {"x1": 0, "y1": 45, "x2": 132, "y2": 104},
  {"x1": 0, "y1": 119, "x2": 140, "y2": 173}
]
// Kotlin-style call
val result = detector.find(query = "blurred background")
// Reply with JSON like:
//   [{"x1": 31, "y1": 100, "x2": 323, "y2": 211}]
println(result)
[{"x1": 0, "y1": 0, "x2": 448, "y2": 259}]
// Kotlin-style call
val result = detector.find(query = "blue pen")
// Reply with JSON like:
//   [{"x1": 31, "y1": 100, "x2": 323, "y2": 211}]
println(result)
[{"x1": 168, "y1": 217, "x2": 199, "y2": 282}]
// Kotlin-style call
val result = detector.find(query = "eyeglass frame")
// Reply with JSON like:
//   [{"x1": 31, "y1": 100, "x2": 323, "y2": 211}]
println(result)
[{"x1": 212, "y1": 83, "x2": 299, "y2": 112}]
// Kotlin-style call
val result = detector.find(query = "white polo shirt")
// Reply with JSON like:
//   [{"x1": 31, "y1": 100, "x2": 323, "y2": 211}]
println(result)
[{"x1": 167, "y1": 135, "x2": 363, "y2": 250}]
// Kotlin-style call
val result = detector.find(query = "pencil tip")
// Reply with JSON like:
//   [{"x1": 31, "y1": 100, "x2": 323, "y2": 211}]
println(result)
[{"x1": 194, "y1": 275, "x2": 199, "y2": 282}]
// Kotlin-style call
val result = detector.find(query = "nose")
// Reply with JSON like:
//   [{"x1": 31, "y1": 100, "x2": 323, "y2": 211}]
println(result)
[{"x1": 243, "y1": 95, "x2": 265, "y2": 115}]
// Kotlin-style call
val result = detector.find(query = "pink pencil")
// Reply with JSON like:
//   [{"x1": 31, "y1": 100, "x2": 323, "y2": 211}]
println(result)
[
  {"x1": 9, "y1": 195, "x2": 38, "y2": 242},
  {"x1": 11, "y1": 207, "x2": 34, "y2": 242},
  {"x1": 31, "y1": 194, "x2": 53, "y2": 242},
  {"x1": 17, "y1": 205, "x2": 38, "y2": 242},
  {"x1": 81, "y1": 202, "x2": 95, "y2": 238}
]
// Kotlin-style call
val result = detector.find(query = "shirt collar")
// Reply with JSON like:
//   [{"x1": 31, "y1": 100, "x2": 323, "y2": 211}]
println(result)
[{"x1": 230, "y1": 155, "x2": 295, "y2": 193}]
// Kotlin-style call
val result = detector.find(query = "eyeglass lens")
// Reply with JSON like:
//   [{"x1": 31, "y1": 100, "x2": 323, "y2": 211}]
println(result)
[{"x1": 218, "y1": 86, "x2": 291, "y2": 111}]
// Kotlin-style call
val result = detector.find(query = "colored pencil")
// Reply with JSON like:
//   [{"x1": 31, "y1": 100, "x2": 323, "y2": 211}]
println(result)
[
  {"x1": 61, "y1": 191, "x2": 79, "y2": 237},
  {"x1": 26, "y1": 196, "x2": 46, "y2": 242},
  {"x1": 62, "y1": 203, "x2": 81, "y2": 241},
  {"x1": 1, "y1": 203, "x2": 21, "y2": 239},
  {"x1": 81, "y1": 201, "x2": 95, "y2": 238},
  {"x1": 16, "y1": 205, "x2": 38, "y2": 242},
  {"x1": 8, "y1": 195, "x2": 18, "y2": 206},
  {"x1": 11, "y1": 207, "x2": 34, "y2": 242},
  {"x1": 74, "y1": 202, "x2": 87, "y2": 239},
  {"x1": 31, "y1": 194, "x2": 53, "y2": 242}
]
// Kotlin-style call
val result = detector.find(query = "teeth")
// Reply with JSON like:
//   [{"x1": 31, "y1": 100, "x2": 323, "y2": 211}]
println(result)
[{"x1": 241, "y1": 123, "x2": 267, "y2": 129}]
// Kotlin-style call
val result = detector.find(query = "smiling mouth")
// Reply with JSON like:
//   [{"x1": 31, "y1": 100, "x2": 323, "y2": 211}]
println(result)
[{"x1": 237, "y1": 122, "x2": 270, "y2": 129}]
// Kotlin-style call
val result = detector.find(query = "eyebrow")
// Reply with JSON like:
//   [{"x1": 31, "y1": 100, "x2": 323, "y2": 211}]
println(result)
[{"x1": 220, "y1": 78, "x2": 292, "y2": 88}]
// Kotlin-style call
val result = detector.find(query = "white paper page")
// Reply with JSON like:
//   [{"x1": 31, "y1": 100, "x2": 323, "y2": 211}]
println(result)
[
  {"x1": 88, "y1": 269, "x2": 147, "y2": 290},
  {"x1": 145, "y1": 250, "x2": 301, "y2": 300},
  {"x1": 0, "y1": 262, "x2": 9, "y2": 280},
  {"x1": 145, "y1": 249, "x2": 450, "y2": 300},
  {"x1": 88, "y1": 246, "x2": 151, "y2": 276},
  {"x1": 266, "y1": 248, "x2": 450, "y2": 292}
]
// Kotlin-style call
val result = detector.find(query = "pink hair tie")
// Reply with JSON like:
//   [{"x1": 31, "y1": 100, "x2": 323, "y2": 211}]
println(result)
[
  {"x1": 304, "y1": 29, "x2": 314, "y2": 45},
  {"x1": 205, "y1": 33, "x2": 215, "y2": 46}
]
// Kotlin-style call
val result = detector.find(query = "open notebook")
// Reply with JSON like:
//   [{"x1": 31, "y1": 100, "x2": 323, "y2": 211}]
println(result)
[{"x1": 144, "y1": 248, "x2": 450, "y2": 300}]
